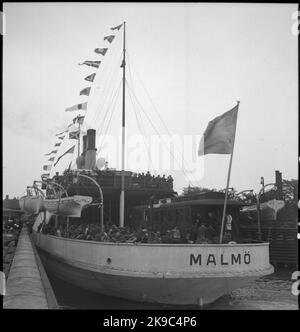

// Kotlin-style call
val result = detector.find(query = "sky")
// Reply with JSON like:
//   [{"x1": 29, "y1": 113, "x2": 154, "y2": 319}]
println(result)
[{"x1": 3, "y1": 3, "x2": 298, "y2": 198}]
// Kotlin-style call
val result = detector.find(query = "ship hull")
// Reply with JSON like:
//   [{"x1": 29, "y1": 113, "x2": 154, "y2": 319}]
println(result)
[
  {"x1": 43, "y1": 195, "x2": 93, "y2": 218},
  {"x1": 32, "y1": 231, "x2": 274, "y2": 306}
]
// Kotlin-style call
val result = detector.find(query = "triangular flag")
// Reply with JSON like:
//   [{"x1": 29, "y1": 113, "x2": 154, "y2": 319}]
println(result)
[
  {"x1": 79, "y1": 87, "x2": 91, "y2": 96},
  {"x1": 110, "y1": 23, "x2": 123, "y2": 31},
  {"x1": 55, "y1": 142, "x2": 61, "y2": 147},
  {"x1": 94, "y1": 48, "x2": 108, "y2": 55},
  {"x1": 85, "y1": 73, "x2": 96, "y2": 82},
  {"x1": 79, "y1": 61, "x2": 101, "y2": 68},
  {"x1": 54, "y1": 146, "x2": 75, "y2": 166},
  {"x1": 45, "y1": 150, "x2": 57, "y2": 156},
  {"x1": 48, "y1": 157, "x2": 55, "y2": 162},
  {"x1": 104, "y1": 35, "x2": 115, "y2": 43},
  {"x1": 56, "y1": 129, "x2": 67, "y2": 136}
]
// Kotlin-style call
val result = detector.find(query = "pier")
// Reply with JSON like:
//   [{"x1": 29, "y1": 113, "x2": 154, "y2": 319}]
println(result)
[{"x1": 3, "y1": 226, "x2": 58, "y2": 309}]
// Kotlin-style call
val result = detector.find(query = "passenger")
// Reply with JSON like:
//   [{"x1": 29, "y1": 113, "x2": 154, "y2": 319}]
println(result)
[
  {"x1": 172, "y1": 226, "x2": 181, "y2": 240},
  {"x1": 184, "y1": 231, "x2": 193, "y2": 244},
  {"x1": 195, "y1": 221, "x2": 209, "y2": 243},
  {"x1": 56, "y1": 226, "x2": 62, "y2": 237},
  {"x1": 205, "y1": 222, "x2": 216, "y2": 243},
  {"x1": 190, "y1": 220, "x2": 199, "y2": 243}
]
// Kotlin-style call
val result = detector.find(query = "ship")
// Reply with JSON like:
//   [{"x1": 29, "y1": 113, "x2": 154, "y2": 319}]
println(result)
[{"x1": 27, "y1": 22, "x2": 273, "y2": 306}]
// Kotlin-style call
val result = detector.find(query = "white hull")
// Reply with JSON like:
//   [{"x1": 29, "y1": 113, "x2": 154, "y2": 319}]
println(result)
[
  {"x1": 43, "y1": 195, "x2": 93, "y2": 218},
  {"x1": 19, "y1": 196, "x2": 43, "y2": 215},
  {"x1": 32, "y1": 231, "x2": 274, "y2": 305}
]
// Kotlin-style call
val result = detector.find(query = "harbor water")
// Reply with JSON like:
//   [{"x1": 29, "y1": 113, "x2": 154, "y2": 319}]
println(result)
[{"x1": 46, "y1": 268, "x2": 298, "y2": 310}]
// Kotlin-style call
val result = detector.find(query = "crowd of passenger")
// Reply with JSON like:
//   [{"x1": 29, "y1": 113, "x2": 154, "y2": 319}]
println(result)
[
  {"x1": 130, "y1": 172, "x2": 173, "y2": 189},
  {"x1": 38, "y1": 212, "x2": 234, "y2": 244},
  {"x1": 55, "y1": 170, "x2": 174, "y2": 191}
]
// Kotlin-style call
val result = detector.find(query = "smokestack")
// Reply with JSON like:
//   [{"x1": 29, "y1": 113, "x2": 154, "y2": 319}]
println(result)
[
  {"x1": 85, "y1": 129, "x2": 97, "y2": 169},
  {"x1": 82, "y1": 135, "x2": 88, "y2": 155},
  {"x1": 275, "y1": 170, "x2": 283, "y2": 199}
]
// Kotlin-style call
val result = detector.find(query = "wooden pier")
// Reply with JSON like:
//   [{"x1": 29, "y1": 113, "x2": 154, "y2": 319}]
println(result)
[{"x1": 3, "y1": 226, "x2": 58, "y2": 309}]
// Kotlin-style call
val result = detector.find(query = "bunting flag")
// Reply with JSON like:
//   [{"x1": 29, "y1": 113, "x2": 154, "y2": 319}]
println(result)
[
  {"x1": 55, "y1": 142, "x2": 61, "y2": 147},
  {"x1": 79, "y1": 87, "x2": 91, "y2": 96},
  {"x1": 54, "y1": 145, "x2": 75, "y2": 166},
  {"x1": 110, "y1": 23, "x2": 123, "y2": 31},
  {"x1": 58, "y1": 135, "x2": 65, "y2": 140},
  {"x1": 56, "y1": 129, "x2": 67, "y2": 136},
  {"x1": 94, "y1": 48, "x2": 108, "y2": 55},
  {"x1": 73, "y1": 115, "x2": 85, "y2": 125},
  {"x1": 84, "y1": 73, "x2": 96, "y2": 82},
  {"x1": 69, "y1": 130, "x2": 80, "y2": 139},
  {"x1": 79, "y1": 61, "x2": 101, "y2": 68},
  {"x1": 48, "y1": 157, "x2": 55, "y2": 162},
  {"x1": 44, "y1": 150, "x2": 57, "y2": 156},
  {"x1": 198, "y1": 104, "x2": 239, "y2": 156},
  {"x1": 104, "y1": 35, "x2": 115, "y2": 43},
  {"x1": 43, "y1": 165, "x2": 52, "y2": 171},
  {"x1": 65, "y1": 102, "x2": 88, "y2": 112}
]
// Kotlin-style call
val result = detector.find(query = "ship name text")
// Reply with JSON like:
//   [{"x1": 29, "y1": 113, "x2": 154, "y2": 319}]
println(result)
[{"x1": 190, "y1": 252, "x2": 251, "y2": 266}]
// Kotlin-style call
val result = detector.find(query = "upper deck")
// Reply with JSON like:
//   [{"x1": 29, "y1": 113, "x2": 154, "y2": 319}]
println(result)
[{"x1": 49, "y1": 169, "x2": 176, "y2": 202}]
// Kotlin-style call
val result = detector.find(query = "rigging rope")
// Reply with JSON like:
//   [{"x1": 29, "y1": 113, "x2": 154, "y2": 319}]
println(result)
[
  {"x1": 126, "y1": 79, "x2": 157, "y2": 175},
  {"x1": 126, "y1": 51, "x2": 196, "y2": 186},
  {"x1": 97, "y1": 79, "x2": 122, "y2": 151},
  {"x1": 96, "y1": 78, "x2": 122, "y2": 139},
  {"x1": 90, "y1": 52, "x2": 123, "y2": 128},
  {"x1": 126, "y1": 82, "x2": 195, "y2": 187}
]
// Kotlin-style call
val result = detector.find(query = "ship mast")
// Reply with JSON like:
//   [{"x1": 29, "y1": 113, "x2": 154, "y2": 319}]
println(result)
[{"x1": 119, "y1": 21, "x2": 126, "y2": 227}]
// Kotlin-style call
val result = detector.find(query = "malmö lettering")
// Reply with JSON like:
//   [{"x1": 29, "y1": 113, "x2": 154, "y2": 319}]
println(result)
[{"x1": 190, "y1": 252, "x2": 251, "y2": 266}]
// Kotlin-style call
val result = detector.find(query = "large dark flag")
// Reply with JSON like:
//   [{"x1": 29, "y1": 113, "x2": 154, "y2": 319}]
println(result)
[
  {"x1": 80, "y1": 87, "x2": 91, "y2": 96},
  {"x1": 198, "y1": 104, "x2": 239, "y2": 156},
  {"x1": 110, "y1": 23, "x2": 123, "y2": 31},
  {"x1": 84, "y1": 73, "x2": 96, "y2": 82},
  {"x1": 54, "y1": 146, "x2": 75, "y2": 166},
  {"x1": 79, "y1": 61, "x2": 101, "y2": 68},
  {"x1": 94, "y1": 48, "x2": 108, "y2": 55},
  {"x1": 65, "y1": 102, "x2": 87, "y2": 112},
  {"x1": 55, "y1": 142, "x2": 61, "y2": 147},
  {"x1": 104, "y1": 35, "x2": 115, "y2": 43}
]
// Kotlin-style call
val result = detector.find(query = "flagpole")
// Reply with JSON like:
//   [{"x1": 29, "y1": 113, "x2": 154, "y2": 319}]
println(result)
[
  {"x1": 119, "y1": 21, "x2": 126, "y2": 227},
  {"x1": 78, "y1": 116, "x2": 81, "y2": 158},
  {"x1": 219, "y1": 101, "x2": 240, "y2": 244}
]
